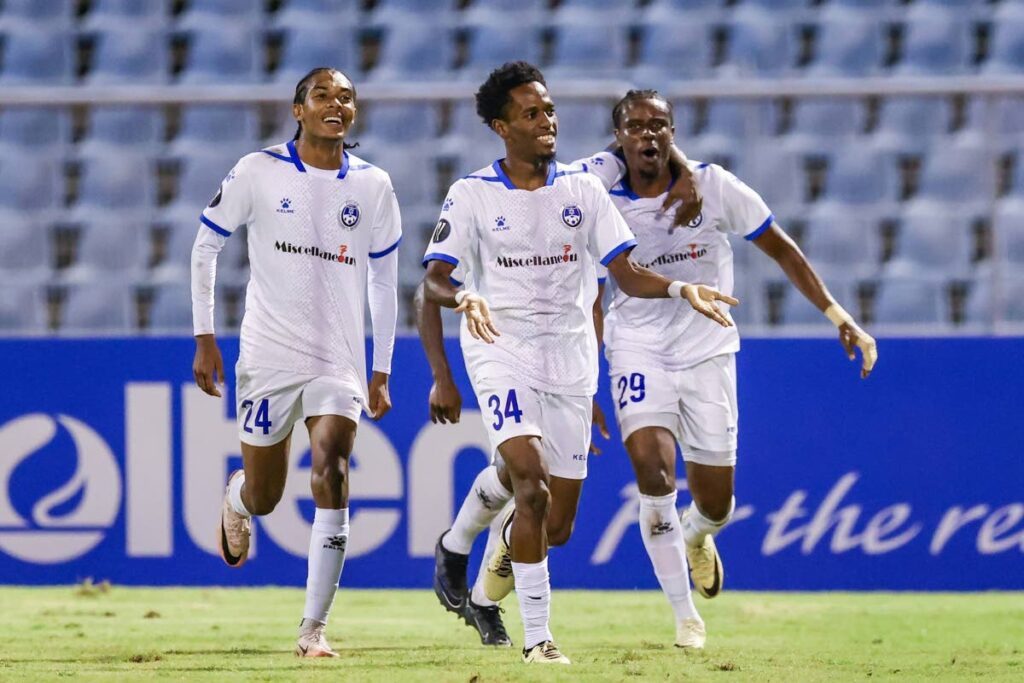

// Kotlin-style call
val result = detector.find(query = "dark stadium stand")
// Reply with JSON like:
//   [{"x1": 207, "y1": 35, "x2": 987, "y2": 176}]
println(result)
[{"x1": 0, "y1": 0, "x2": 1019, "y2": 334}]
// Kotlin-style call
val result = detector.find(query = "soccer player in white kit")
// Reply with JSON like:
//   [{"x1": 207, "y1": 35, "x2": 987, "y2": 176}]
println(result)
[
  {"x1": 595, "y1": 90, "x2": 879, "y2": 648},
  {"x1": 420, "y1": 62, "x2": 737, "y2": 665},
  {"x1": 190, "y1": 68, "x2": 402, "y2": 658}
]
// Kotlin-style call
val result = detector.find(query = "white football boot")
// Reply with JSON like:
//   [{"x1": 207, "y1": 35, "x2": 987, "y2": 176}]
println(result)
[
  {"x1": 295, "y1": 620, "x2": 339, "y2": 658},
  {"x1": 483, "y1": 507, "x2": 515, "y2": 602},
  {"x1": 681, "y1": 509, "x2": 724, "y2": 599},
  {"x1": 522, "y1": 641, "x2": 570, "y2": 664},
  {"x1": 675, "y1": 618, "x2": 707, "y2": 650},
  {"x1": 218, "y1": 470, "x2": 250, "y2": 568}
]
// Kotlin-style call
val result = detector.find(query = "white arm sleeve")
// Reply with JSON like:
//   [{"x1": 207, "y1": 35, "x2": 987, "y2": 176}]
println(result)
[
  {"x1": 367, "y1": 247, "x2": 398, "y2": 374},
  {"x1": 190, "y1": 225, "x2": 227, "y2": 336}
]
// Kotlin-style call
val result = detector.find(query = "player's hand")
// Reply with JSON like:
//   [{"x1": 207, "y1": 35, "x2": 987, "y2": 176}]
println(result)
[
  {"x1": 368, "y1": 371, "x2": 392, "y2": 420},
  {"x1": 193, "y1": 334, "x2": 224, "y2": 397},
  {"x1": 838, "y1": 322, "x2": 878, "y2": 379},
  {"x1": 590, "y1": 399, "x2": 610, "y2": 455},
  {"x1": 661, "y1": 164, "x2": 703, "y2": 229},
  {"x1": 682, "y1": 284, "x2": 738, "y2": 328},
  {"x1": 455, "y1": 292, "x2": 501, "y2": 344},
  {"x1": 429, "y1": 375, "x2": 462, "y2": 424}
]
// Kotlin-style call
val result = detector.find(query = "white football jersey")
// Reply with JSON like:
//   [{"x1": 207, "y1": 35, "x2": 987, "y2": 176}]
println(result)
[
  {"x1": 200, "y1": 140, "x2": 402, "y2": 395},
  {"x1": 423, "y1": 160, "x2": 636, "y2": 396},
  {"x1": 593, "y1": 157, "x2": 773, "y2": 370}
]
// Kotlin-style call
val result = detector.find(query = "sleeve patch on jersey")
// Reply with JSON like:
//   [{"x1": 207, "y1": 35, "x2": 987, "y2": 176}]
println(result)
[
  {"x1": 601, "y1": 238, "x2": 638, "y2": 266},
  {"x1": 208, "y1": 186, "x2": 223, "y2": 208},
  {"x1": 200, "y1": 214, "x2": 230, "y2": 237},
  {"x1": 745, "y1": 214, "x2": 774, "y2": 241},
  {"x1": 431, "y1": 219, "x2": 451, "y2": 243}
]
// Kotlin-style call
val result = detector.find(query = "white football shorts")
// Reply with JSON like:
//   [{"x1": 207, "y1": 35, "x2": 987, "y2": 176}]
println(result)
[
  {"x1": 609, "y1": 353, "x2": 738, "y2": 467},
  {"x1": 472, "y1": 377, "x2": 593, "y2": 480},
  {"x1": 235, "y1": 363, "x2": 364, "y2": 447}
]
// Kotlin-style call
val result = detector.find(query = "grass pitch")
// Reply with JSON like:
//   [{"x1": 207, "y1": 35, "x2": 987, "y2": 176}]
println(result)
[{"x1": 1, "y1": 586, "x2": 1021, "y2": 681}]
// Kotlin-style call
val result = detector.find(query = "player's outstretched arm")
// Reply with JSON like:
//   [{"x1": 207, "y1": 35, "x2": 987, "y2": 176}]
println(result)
[
  {"x1": 422, "y1": 260, "x2": 500, "y2": 344},
  {"x1": 414, "y1": 281, "x2": 462, "y2": 424},
  {"x1": 191, "y1": 224, "x2": 227, "y2": 397},
  {"x1": 753, "y1": 222, "x2": 878, "y2": 379},
  {"x1": 605, "y1": 251, "x2": 738, "y2": 328},
  {"x1": 660, "y1": 144, "x2": 703, "y2": 228}
]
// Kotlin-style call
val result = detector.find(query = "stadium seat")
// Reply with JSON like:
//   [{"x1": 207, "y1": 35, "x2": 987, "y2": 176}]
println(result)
[
  {"x1": 780, "y1": 278, "x2": 855, "y2": 328},
  {"x1": 872, "y1": 276, "x2": 947, "y2": 325},
  {"x1": 168, "y1": 105, "x2": 260, "y2": 160},
  {"x1": 272, "y1": 26, "x2": 360, "y2": 84},
  {"x1": 460, "y1": 23, "x2": 544, "y2": 81},
  {"x1": 0, "y1": 158, "x2": 61, "y2": 213},
  {"x1": 368, "y1": 24, "x2": 456, "y2": 81},
  {"x1": 784, "y1": 99, "x2": 867, "y2": 152},
  {"x1": 0, "y1": 107, "x2": 72, "y2": 158},
  {"x1": 800, "y1": 211, "x2": 883, "y2": 279},
  {"x1": 634, "y1": 21, "x2": 715, "y2": 86},
  {"x1": 642, "y1": 0, "x2": 727, "y2": 23},
  {"x1": 175, "y1": 0, "x2": 263, "y2": 30},
  {"x1": 872, "y1": 96, "x2": 955, "y2": 154},
  {"x1": 147, "y1": 283, "x2": 192, "y2": 333},
  {"x1": 462, "y1": 0, "x2": 547, "y2": 25},
  {"x1": 62, "y1": 223, "x2": 148, "y2": 283},
  {"x1": 356, "y1": 147, "x2": 436, "y2": 208},
  {"x1": 0, "y1": 0, "x2": 74, "y2": 30},
  {"x1": 1003, "y1": 276, "x2": 1024, "y2": 324},
  {"x1": 60, "y1": 282, "x2": 135, "y2": 333},
  {"x1": 273, "y1": 0, "x2": 360, "y2": 31},
  {"x1": 78, "y1": 107, "x2": 164, "y2": 158},
  {"x1": 552, "y1": 102, "x2": 612, "y2": 144},
  {"x1": 993, "y1": 198, "x2": 1024, "y2": 267},
  {"x1": 719, "y1": 9, "x2": 798, "y2": 78},
  {"x1": 817, "y1": 146, "x2": 898, "y2": 208},
  {"x1": 547, "y1": 21, "x2": 629, "y2": 80},
  {"x1": 0, "y1": 216, "x2": 53, "y2": 285},
  {"x1": 83, "y1": 28, "x2": 170, "y2": 84},
  {"x1": 727, "y1": 272, "x2": 765, "y2": 327},
  {"x1": 741, "y1": 145, "x2": 805, "y2": 215},
  {"x1": 358, "y1": 102, "x2": 440, "y2": 148},
  {"x1": 913, "y1": 145, "x2": 996, "y2": 212},
  {"x1": 894, "y1": 10, "x2": 973, "y2": 76},
  {"x1": 806, "y1": 10, "x2": 884, "y2": 77},
  {"x1": 69, "y1": 156, "x2": 155, "y2": 227},
  {"x1": 988, "y1": 96, "x2": 1024, "y2": 145},
  {"x1": 553, "y1": 0, "x2": 634, "y2": 23},
  {"x1": 0, "y1": 283, "x2": 46, "y2": 334},
  {"x1": 960, "y1": 274, "x2": 994, "y2": 328},
  {"x1": 81, "y1": 0, "x2": 168, "y2": 31},
  {"x1": 886, "y1": 203, "x2": 976, "y2": 278},
  {"x1": 0, "y1": 31, "x2": 73, "y2": 85},
  {"x1": 981, "y1": 5, "x2": 1024, "y2": 75},
  {"x1": 442, "y1": 102, "x2": 500, "y2": 159},
  {"x1": 177, "y1": 26, "x2": 261, "y2": 84}
]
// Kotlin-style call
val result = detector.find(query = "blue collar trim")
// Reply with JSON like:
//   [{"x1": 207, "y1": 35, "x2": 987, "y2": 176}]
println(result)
[{"x1": 491, "y1": 159, "x2": 557, "y2": 190}]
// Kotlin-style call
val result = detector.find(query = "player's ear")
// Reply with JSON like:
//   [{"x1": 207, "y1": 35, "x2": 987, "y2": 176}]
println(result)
[
  {"x1": 491, "y1": 118, "x2": 509, "y2": 140},
  {"x1": 292, "y1": 102, "x2": 303, "y2": 122}
]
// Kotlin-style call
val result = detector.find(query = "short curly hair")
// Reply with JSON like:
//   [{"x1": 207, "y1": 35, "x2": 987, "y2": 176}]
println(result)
[
  {"x1": 475, "y1": 61, "x2": 547, "y2": 127},
  {"x1": 611, "y1": 89, "x2": 674, "y2": 129}
]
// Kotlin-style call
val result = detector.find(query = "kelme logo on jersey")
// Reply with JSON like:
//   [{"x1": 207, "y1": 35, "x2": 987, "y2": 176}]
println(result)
[
  {"x1": 277, "y1": 198, "x2": 295, "y2": 214},
  {"x1": 339, "y1": 201, "x2": 360, "y2": 229},
  {"x1": 561, "y1": 205, "x2": 583, "y2": 228},
  {"x1": 431, "y1": 219, "x2": 451, "y2": 243},
  {"x1": 442, "y1": 197, "x2": 454, "y2": 212},
  {"x1": 274, "y1": 240, "x2": 356, "y2": 266},
  {"x1": 496, "y1": 245, "x2": 578, "y2": 268},
  {"x1": 494, "y1": 215, "x2": 509, "y2": 232}
]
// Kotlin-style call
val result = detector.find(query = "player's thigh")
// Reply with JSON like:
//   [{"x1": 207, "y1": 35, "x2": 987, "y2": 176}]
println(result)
[
  {"x1": 624, "y1": 425, "x2": 679, "y2": 496},
  {"x1": 677, "y1": 354, "x2": 738, "y2": 469},
  {"x1": 684, "y1": 460, "x2": 735, "y2": 519},
  {"x1": 236, "y1": 363, "x2": 306, "y2": 449},
  {"x1": 302, "y1": 374, "x2": 363, "y2": 465},
  {"x1": 240, "y1": 435, "x2": 291, "y2": 511}
]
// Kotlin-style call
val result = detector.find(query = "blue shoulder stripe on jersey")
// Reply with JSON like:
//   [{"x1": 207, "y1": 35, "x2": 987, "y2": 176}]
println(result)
[
  {"x1": 553, "y1": 168, "x2": 586, "y2": 179},
  {"x1": 601, "y1": 238, "x2": 637, "y2": 266},
  {"x1": 449, "y1": 276, "x2": 463, "y2": 287},
  {"x1": 609, "y1": 183, "x2": 640, "y2": 201},
  {"x1": 283, "y1": 140, "x2": 307, "y2": 173},
  {"x1": 423, "y1": 252, "x2": 459, "y2": 268},
  {"x1": 262, "y1": 148, "x2": 292, "y2": 163},
  {"x1": 464, "y1": 174, "x2": 504, "y2": 182},
  {"x1": 200, "y1": 214, "x2": 230, "y2": 237},
  {"x1": 745, "y1": 214, "x2": 775, "y2": 241},
  {"x1": 697, "y1": 162, "x2": 710, "y2": 169},
  {"x1": 336, "y1": 151, "x2": 351, "y2": 179},
  {"x1": 597, "y1": 276, "x2": 607, "y2": 284},
  {"x1": 369, "y1": 235, "x2": 401, "y2": 258},
  {"x1": 349, "y1": 163, "x2": 372, "y2": 171}
]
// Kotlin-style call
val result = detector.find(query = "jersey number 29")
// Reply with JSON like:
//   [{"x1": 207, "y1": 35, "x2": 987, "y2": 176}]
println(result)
[{"x1": 617, "y1": 373, "x2": 646, "y2": 409}]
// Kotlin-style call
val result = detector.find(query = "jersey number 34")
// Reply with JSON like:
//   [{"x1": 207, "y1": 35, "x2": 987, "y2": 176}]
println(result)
[{"x1": 487, "y1": 390, "x2": 523, "y2": 431}]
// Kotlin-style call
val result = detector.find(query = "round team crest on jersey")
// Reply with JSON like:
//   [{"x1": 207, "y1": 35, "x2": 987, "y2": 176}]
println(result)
[
  {"x1": 432, "y1": 219, "x2": 451, "y2": 243},
  {"x1": 561, "y1": 204, "x2": 583, "y2": 228},
  {"x1": 688, "y1": 212, "x2": 704, "y2": 229},
  {"x1": 339, "y1": 201, "x2": 361, "y2": 229}
]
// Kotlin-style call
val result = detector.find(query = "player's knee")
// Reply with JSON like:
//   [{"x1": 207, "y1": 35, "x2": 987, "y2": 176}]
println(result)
[
  {"x1": 246, "y1": 489, "x2": 282, "y2": 516},
  {"x1": 515, "y1": 481, "x2": 551, "y2": 521},
  {"x1": 695, "y1": 496, "x2": 734, "y2": 525},
  {"x1": 634, "y1": 461, "x2": 674, "y2": 496}
]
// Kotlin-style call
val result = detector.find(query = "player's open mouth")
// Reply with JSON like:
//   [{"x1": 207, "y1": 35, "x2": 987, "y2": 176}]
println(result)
[
  {"x1": 642, "y1": 147, "x2": 659, "y2": 159},
  {"x1": 537, "y1": 134, "x2": 555, "y2": 144},
  {"x1": 323, "y1": 116, "x2": 345, "y2": 125}
]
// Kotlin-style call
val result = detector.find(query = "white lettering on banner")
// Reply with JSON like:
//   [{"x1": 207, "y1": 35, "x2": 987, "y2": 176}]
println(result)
[
  {"x1": 977, "y1": 504, "x2": 1024, "y2": 554},
  {"x1": 930, "y1": 505, "x2": 990, "y2": 555},
  {"x1": 591, "y1": 480, "x2": 755, "y2": 565},
  {"x1": 126, "y1": 384, "x2": 173, "y2": 557},
  {"x1": 763, "y1": 473, "x2": 922, "y2": 555},
  {"x1": 0, "y1": 414, "x2": 121, "y2": 564},
  {"x1": 260, "y1": 421, "x2": 403, "y2": 559},
  {"x1": 406, "y1": 413, "x2": 491, "y2": 557}
]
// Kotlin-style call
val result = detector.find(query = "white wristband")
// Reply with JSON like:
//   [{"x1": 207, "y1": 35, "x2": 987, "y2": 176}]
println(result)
[
  {"x1": 824, "y1": 303, "x2": 855, "y2": 328},
  {"x1": 454, "y1": 290, "x2": 470, "y2": 305},
  {"x1": 667, "y1": 281, "x2": 687, "y2": 299}
]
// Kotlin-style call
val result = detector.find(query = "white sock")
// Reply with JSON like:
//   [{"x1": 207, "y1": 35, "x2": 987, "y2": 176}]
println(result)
[
  {"x1": 228, "y1": 472, "x2": 251, "y2": 517},
  {"x1": 640, "y1": 492, "x2": 700, "y2": 623},
  {"x1": 470, "y1": 508, "x2": 507, "y2": 607},
  {"x1": 512, "y1": 557, "x2": 553, "y2": 650},
  {"x1": 681, "y1": 497, "x2": 735, "y2": 548},
  {"x1": 442, "y1": 466, "x2": 513, "y2": 555},
  {"x1": 303, "y1": 508, "x2": 349, "y2": 624}
]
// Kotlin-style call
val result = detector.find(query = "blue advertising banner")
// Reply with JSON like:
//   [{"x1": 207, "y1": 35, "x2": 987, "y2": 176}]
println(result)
[{"x1": 0, "y1": 337, "x2": 1021, "y2": 590}]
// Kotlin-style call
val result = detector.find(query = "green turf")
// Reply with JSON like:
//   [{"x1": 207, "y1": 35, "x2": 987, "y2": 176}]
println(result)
[{"x1": 1, "y1": 586, "x2": 1021, "y2": 681}]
